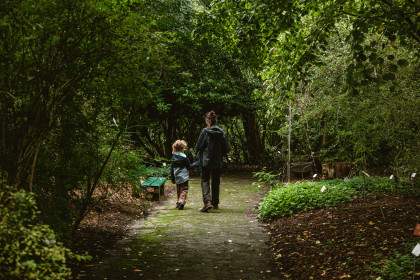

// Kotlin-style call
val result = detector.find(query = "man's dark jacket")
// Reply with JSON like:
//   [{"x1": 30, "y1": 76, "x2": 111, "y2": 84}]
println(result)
[{"x1": 195, "y1": 125, "x2": 228, "y2": 169}]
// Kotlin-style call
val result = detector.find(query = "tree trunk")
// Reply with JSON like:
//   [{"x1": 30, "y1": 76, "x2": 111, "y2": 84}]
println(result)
[
  {"x1": 288, "y1": 100, "x2": 291, "y2": 183},
  {"x1": 164, "y1": 114, "x2": 176, "y2": 158},
  {"x1": 29, "y1": 140, "x2": 42, "y2": 192},
  {"x1": 242, "y1": 111, "x2": 264, "y2": 164},
  {"x1": 231, "y1": 118, "x2": 248, "y2": 163},
  {"x1": 72, "y1": 129, "x2": 122, "y2": 235},
  {"x1": 322, "y1": 112, "x2": 328, "y2": 146},
  {"x1": 261, "y1": 122, "x2": 267, "y2": 163}
]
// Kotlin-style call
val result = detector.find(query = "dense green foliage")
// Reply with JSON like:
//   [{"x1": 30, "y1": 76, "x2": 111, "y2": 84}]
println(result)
[
  {"x1": 323, "y1": 176, "x2": 414, "y2": 194},
  {"x1": 253, "y1": 167, "x2": 281, "y2": 189},
  {"x1": 140, "y1": 165, "x2": 171, "y2": 178},
  {"x1": 202, "y1": 0, "x2": 420, "y2": 172},
  {"x1": 0, "y1": 0, "x2": 419, "y2": 277},
  {"x1": 0, "y1": 187, "x2": 90, "y2": 279},
  {"x1": 257, "y1": 176, "x2": 416, "y2": 220},
  {"x1": 368, "y1": 251, "x2": 415, "y2": 280},
  {"x1": 257, "y1": 180, "x2": 356, "y2": 220}
]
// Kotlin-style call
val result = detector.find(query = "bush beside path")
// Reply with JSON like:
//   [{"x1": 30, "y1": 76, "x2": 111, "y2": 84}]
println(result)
[{"x1": 80, "y1": 174, "x2": 280, "y2": 280}]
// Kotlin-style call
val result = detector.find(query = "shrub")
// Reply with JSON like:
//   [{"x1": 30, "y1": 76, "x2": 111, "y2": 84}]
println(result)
[
  {"x1": 253, "y1": 168, "x2": 280, "y2": 189},
  {"x1": 323, "y1": 176, "x2": 415, "y2": 195},
  {"x1": 367, "y1": 252, "x2": 414, "y2": 280},
  {"x1": 257, "y1": 181, "x2": 356, "y2": 220},
  {"x1": 0, "y1": 187, "x2": 90, "y2": 280},
  {"x1": 141, "y1": 165, "x2": 171, "y2": 178},
  {"x1": 257, "y1": 175, "x2": 418, "y2": 220}
]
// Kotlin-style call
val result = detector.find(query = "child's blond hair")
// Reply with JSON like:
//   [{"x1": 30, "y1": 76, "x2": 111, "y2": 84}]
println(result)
[{"x1": 172, "y1": 140, "x2": 187, "y2": 153}]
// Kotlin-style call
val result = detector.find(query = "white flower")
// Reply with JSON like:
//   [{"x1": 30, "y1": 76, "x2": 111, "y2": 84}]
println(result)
[{"x1": 45, "y1": 238, "x2": 56, "y2": 245}]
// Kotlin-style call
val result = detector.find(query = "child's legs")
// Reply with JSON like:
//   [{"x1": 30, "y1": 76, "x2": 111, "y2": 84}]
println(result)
[
  {"x1": 176, "y1": 184, "x2": 181, "y2": 202},
  {"x1": 177, "y1": 181, "x2": 189, "y2": 203}
]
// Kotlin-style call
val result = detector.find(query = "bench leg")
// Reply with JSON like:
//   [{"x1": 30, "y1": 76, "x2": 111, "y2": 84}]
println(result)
[{"x1": 151, "y1": 187, "x2": 160, "y2": 201}]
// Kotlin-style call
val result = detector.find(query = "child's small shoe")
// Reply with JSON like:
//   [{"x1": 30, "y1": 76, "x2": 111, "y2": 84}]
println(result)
[
  {"x1": 178, "y1": 202, "x2": 185, "y2": 210},
  {"x1": 176, "y1": 202, "x2": 180, "y2": 208}
]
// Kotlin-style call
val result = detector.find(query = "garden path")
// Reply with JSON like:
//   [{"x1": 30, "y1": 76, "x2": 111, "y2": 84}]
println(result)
[{"x1": 86, "y1": 174, "x2": 280, "y2": 280}]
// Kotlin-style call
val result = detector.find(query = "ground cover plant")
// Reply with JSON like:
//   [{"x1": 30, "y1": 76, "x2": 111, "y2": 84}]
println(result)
[
  {"x1": 266, "y1": 194, "x2": 420, "y2": 279},
  {"x1": 259, "y1": 175, "x2": 420, "y2": 279},
  {"x1": 257, "y1": 181, "x2": 356, "y2": 220},
  {"x1": 0, "y1": 187, "x2": 91, "y2": 280},
  {"x1": 322, "y1": 177, "x2": 416, "y2": 195},
  {"x1": 368, "y1": 250, "x2": 416, "y2": 280},
  {"x1": 257, "y1": 176, "x2": 417, "y2": 220}
]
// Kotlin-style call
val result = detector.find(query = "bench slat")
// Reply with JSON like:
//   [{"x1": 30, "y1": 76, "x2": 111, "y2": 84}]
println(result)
[
  {"x1": 141, "y1": 177, "x2": 157, "y2": 187},
  {"x1": 150, "y1": 177, "x2": 166, "y2": 187},
  {"x1": 139, "y1": 176, "x2": 166, "y2": 201}
]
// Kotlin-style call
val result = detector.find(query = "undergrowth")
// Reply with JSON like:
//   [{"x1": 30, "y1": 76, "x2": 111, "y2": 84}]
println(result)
[
  {"x1": 367, "y1": 251, "x2": 417, "y2": 280},
  {"x1": 256, "y1": 175, "x2": 418, "y2": 220},
  {"x1": 0, "y1": 187, "x2": 91, "y2": 280},
  {"x1": 257, "y1": 181, "x2": 356, "y2": 220},
  {"x1": 257, "y1": 174, "x2": 419, "y2": 278}
]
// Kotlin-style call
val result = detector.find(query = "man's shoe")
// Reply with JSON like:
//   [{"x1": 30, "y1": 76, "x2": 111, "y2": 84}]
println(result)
[
  {"x1": 178, "y1": 202, "x2": 185, "y2": 210},
  {"x1": 200, "y1": 201, "x2": 213, "y2": 212}
]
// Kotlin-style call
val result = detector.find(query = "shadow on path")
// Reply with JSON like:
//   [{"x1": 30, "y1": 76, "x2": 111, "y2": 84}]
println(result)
[{"x1": 86, "y1": 174, "x2": 280, "y2": 280}]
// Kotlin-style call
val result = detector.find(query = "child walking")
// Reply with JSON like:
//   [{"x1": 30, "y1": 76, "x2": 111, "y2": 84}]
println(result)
[{"x1": 170, "y1": 140, "x2": 198, "y2": 210}]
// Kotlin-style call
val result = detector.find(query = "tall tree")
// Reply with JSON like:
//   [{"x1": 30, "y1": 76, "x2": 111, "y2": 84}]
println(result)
[{"x1": 1, "y1": 0, "x2": 134, "y2": 189}]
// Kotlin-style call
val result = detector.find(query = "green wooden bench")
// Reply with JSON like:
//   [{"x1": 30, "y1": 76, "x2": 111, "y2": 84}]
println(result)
[{"x1": 141, "y1": 177, "x2": 166, "y2": 201}]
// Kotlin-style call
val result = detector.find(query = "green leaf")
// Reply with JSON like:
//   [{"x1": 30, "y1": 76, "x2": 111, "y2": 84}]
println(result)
[
  {"x1": 363, "y1": 67, "x2": 374, "y2": 76},
  {"x1": 23, "y1": 260, "x2": 37, "y2": 270},
  {"x1": 388, "y1": 64, "x2": 398, "y2": 72},
  {"x1": 371, "y1": 58, "x2": 384, "y2": 66},
  {"x1": 357, "y1": 53, "x2": 367, "y2": 62},
  {"x1": 387, "y1": 34, "x2": 397, "y2": 41},
  {"x1": 382, "y1": 73, "x2": 396, "y2": 81},
  {"x1": 369, "y1": 52, "x2": 377, "y2": 61}
]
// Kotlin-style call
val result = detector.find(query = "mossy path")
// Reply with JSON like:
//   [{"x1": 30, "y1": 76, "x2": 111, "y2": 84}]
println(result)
[{"x1": 88, "y1": 174, "x2": 279, "y2": 279}]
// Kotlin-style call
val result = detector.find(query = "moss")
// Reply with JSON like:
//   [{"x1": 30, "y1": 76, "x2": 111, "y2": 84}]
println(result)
[{"x1": 90, "y1": 174, "x2": 273, "y2": 279}]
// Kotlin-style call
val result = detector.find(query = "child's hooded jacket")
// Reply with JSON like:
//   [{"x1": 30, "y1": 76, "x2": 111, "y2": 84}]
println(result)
[{"x1": 170, "y1": 153, "x2": 198, "y2": 184}]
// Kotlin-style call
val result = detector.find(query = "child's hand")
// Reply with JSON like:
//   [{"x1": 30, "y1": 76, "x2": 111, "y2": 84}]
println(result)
[{"x1": 171, "y1": 180, "x2": 175, "y2": 184}]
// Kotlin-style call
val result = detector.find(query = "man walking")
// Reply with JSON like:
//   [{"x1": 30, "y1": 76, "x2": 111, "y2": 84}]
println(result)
[{"x1": 195, "y1": 110, "x2": 228, "y2": 212}]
